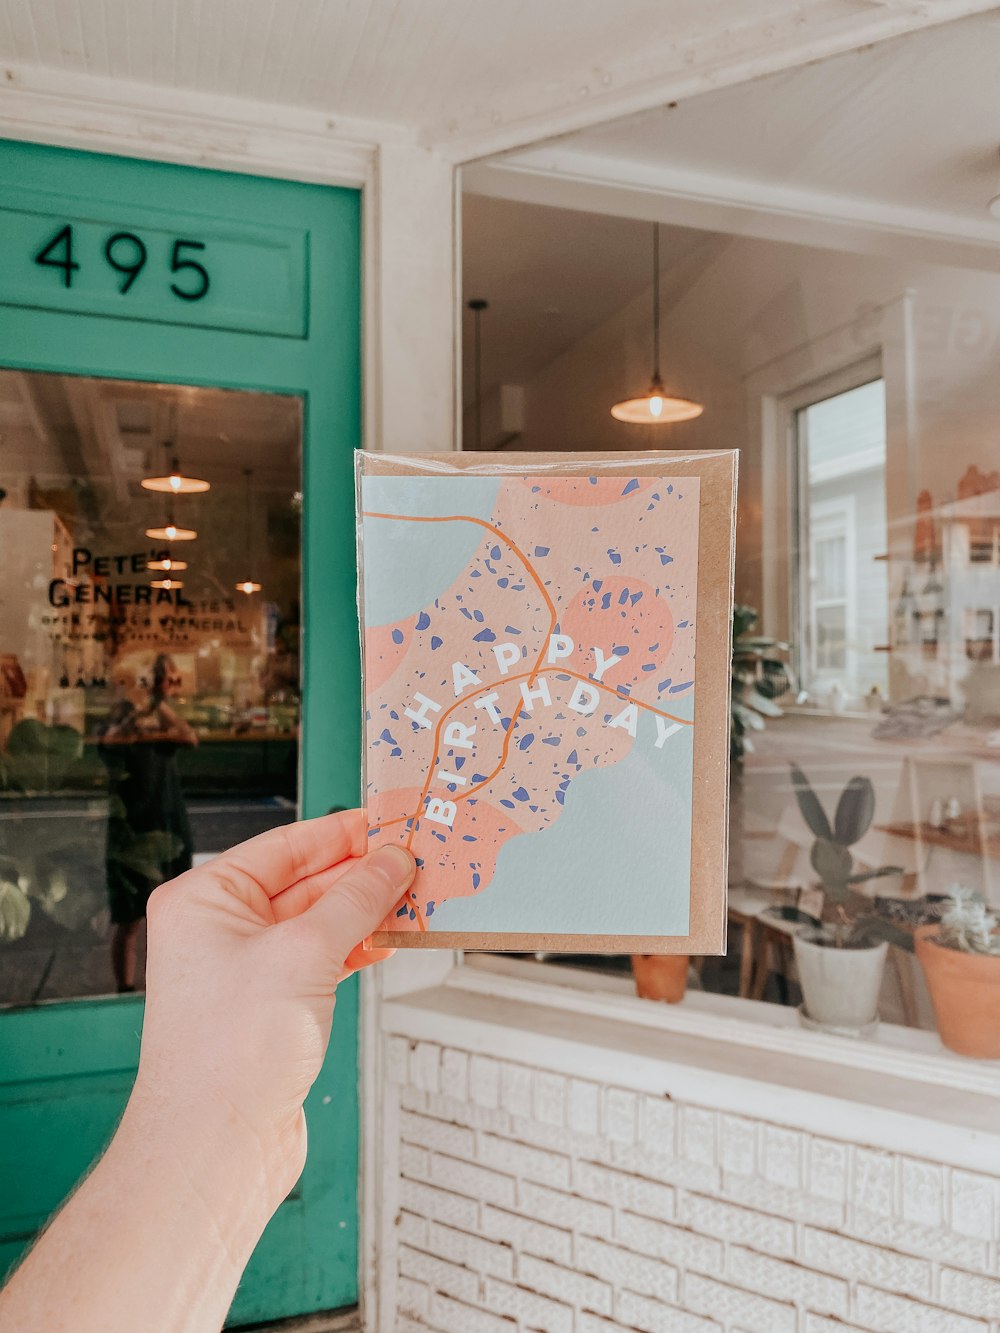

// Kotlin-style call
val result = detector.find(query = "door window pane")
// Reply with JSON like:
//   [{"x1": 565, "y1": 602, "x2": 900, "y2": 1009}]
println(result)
[{"x1": 0, "y1": 371, "x2": 302, "y2": 1003}]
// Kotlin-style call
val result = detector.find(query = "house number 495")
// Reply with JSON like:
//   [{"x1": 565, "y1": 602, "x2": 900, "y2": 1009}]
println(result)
[{"x1": 33, "y1": 224, "x2": 211, "y2": 301}]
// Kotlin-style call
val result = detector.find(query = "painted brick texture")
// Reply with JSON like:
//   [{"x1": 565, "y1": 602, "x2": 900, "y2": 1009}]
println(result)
[{"x1": 385, "y1": 1040, "x2": 1000, "y2": 1333}]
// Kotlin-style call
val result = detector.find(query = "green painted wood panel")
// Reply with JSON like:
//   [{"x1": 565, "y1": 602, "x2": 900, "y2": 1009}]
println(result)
[{"x1": 0, "y1": 139, "x2": 362, "y2": 1326}]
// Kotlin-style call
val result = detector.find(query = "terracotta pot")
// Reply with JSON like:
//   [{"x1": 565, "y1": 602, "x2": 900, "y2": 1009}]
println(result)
[
  {"x1": 632, "y1": 954, "x2": 688, "y2": 1003},
  {"x1": 915, "y1": 925, "x2": 1000, "y2": 1059}
]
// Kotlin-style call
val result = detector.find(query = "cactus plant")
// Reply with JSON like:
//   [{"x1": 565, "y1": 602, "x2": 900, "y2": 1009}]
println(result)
[{"x1": 788, "y1": 764, "x2": 907, "y2": 949}]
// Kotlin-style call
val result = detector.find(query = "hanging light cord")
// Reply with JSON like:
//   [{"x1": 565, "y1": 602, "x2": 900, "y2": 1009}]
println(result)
[{"x1": 652, "y1": 224, "x2": 661, "y2": 387}]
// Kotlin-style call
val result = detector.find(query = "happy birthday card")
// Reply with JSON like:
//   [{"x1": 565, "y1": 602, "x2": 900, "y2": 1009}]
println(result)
[{"x1": 357, "y1": 451, "x2": 737, "y2": 954}]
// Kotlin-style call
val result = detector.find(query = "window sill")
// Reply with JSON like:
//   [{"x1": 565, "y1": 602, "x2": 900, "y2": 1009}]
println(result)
[{"x1": 381, "y1": 952, "x2": 1000, "y2": 1173}]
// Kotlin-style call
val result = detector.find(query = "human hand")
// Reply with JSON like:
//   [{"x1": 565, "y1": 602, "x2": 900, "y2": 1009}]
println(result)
[{"x1": 130, "y1": 809, "x2": 414, "y2": 1208}]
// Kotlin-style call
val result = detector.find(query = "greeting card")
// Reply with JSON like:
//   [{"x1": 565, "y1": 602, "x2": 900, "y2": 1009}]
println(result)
[{"x1": 357, "y1": 451, "x2": 737, "y2": 953}]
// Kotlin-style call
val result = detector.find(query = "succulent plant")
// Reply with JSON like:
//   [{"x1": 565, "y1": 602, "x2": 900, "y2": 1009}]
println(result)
[{"x1": 936, "y1": 886, "x2": 1000, "y2": 956}]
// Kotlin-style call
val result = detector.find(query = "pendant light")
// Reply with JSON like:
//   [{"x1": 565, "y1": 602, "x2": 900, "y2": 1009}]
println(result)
[
  {"x1": 150, "y1": 576, "x2": 184, "y2": 590},
  {"x1": 146, "y1": 514, "x2": 197, "y2": 542},
  {"x1": 141, "y1": 454, "x2": 209, "y2": 494},
  {"x1": 611, "y1": 223, "x2": 703, "y2": 425},
  {"x1": 141, "y1": 427, "x2": 210, "y2": 494},
  {"x1": 147, "y1": 554, "x2": 188, "y2": 572},
  {"x1": 235, "y1": 468, "x2": 261, "y2": 595}
]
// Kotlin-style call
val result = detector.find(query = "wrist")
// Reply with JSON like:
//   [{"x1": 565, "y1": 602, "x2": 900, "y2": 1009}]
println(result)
[{"x1": 120, "y1": 1076, "x2": 295, "y2": 1249}]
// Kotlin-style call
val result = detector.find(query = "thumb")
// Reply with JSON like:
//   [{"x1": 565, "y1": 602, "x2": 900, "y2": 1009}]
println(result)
[{"x1": 293, "y1": 843, "x2": 416, "y2": 974}]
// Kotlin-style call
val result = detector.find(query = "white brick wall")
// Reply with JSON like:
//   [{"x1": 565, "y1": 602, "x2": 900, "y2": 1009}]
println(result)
[{"x1": 380, "y1": 1039, "x2": 1000, "y2": 1333}]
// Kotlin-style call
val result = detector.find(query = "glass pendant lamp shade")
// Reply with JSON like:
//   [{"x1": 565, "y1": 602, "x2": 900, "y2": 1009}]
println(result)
[
  {"x1": 235, "y1": 580, "x2": 262, "y2": 595},
  {"x1": 611, "y1": 376, "x2": 704, "y2": 424},
  {"x1": 141, "y1": 457, "x2": 209, "y2": 494},
  {"x1": 146, "y1": 522, "x2": 197, "y2": 541},
  {"x1": 611, "y1": 224, "x2": 703, "y2": 426},
  {"x1": 150, "y1": 577, "x2": 184, "y2": 590},
  {"x1": 147, "y1": 555, "x2": 188, "y2": 572}
]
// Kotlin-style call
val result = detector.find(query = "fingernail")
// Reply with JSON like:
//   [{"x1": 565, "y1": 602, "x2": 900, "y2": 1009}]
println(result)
[{"x1": 368, "y1": 844, "x2": 416, "y2": 887}]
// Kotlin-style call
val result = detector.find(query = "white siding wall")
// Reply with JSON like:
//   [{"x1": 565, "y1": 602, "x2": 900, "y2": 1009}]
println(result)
[{"x1": 377, "y1": 1026, "x2": 1000, "y2": 1333}]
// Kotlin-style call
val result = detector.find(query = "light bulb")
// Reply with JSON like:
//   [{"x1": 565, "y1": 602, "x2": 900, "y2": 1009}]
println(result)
[
  {"x1": 649, "y1": 395, "x2": 664, "y2": 418},
  {"x1": 151, "y1": 578, "x2": 183, "y2": 590},
  {"x1": 235, "y1": 580, "x2": 262, "y2": 595},
  {"x1": 147, "y1": 556, "x2": 188, "y2": 572}
]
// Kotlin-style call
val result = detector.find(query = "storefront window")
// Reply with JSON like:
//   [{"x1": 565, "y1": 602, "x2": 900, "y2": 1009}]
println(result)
[
  {"x1": 0, "y1": 372, "x2": 301, "y2": 1003},
  {"x1": 462, "y1": 27, "x2": 1000, "y2": 1058}
]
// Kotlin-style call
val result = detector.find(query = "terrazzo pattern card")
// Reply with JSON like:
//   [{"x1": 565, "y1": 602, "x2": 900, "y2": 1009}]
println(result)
[{"x1": 357, "y1": 451, "x2": 737, "y2": 954}]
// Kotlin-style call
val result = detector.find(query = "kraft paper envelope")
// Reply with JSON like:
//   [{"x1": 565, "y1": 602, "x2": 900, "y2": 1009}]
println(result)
[{"x1": 357, "y1": 450, "x2": 737, "y2": 955}]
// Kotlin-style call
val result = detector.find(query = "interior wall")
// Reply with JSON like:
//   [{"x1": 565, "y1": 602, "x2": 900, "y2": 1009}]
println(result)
[{"x1": 500, "y1": 219, "x2": 1000, "y2": 625}]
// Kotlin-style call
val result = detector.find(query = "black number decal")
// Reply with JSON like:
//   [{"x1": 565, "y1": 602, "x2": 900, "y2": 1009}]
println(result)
[
  {"x1": 170, "y1": 240, "x2": 209, "y2": 301},
  {"x1": 34, "y1": 224, "x2": 79, "y2": 288},
  {"x1": 104, "y1": 231, "x2": 148, "y2": 293}
]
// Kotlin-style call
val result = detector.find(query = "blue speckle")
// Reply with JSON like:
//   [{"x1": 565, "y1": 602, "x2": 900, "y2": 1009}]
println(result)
[
  {"x1": 517, "y1": 733, "x2": 535, "y2": 750},
  {"x1": 416, "y1": 611, "x2": 430, "y2": 631},
  {"x1": 396, "y1": 904, "x2": 409, "y2": 918},
  {"x1": 500, "y1": 799, "x2": 515, "y2": 809},
  {"x1": 589, "y1": 476, "x2": 598, "y2": 485},
  {"x1": 391, "y1": 628, "x2": 403, "y2": 644},
  {"x1": 592, "y1": 579, "x2": 602, "y2": 592},
  {"x1": 607, "y1": 549, "x2": 622, "y2": 566},
  {"x1": 473, "y1": 608, "x2": 485, "y2": 622},
  {"x1": 678, "y1": 620, "x2": 689, "y2": 629},
  {"x1": 614, "y1": 645, "x2": 629, "y2": 656},
  {"x1": 473, "y1": 628, "x2": 496, "y2": 642},
  {"x1": 491, "y1": 545, "x2": 501, "y2": 560},
  {"x1": 426, "y1": 901, "x2": 435, "y2": 917},
  {"x1": 505, "y1": 625, "x2": 521, "y2": 635},
  {"x1": 534, "y1": 546, "x2": 549, "y2": 557},
  {"x1": 619, "y1": 588, "x2": 630, "y2": 605},
  {"x1": 462, "y1": 834, "x2": 476, "y2": 842},
  {"x1": 670, "y1": 680, "x2": 693, "y2": 693},
  {"x1": 622, "y1": 478, "x2": 640, "y2": 495},
  {"x1": 555, "y1": 790, "x2": 565, "y2": 805},
  {"x1": 498, "y1": 577, "x2": 509, "y2": 588},
  {"x1": 472, "y1": 873, "x2": 481, "y2": 890},
  {"x1": 512, "y1": 786, "x2": 529, "y2": 802},
  {"x1": 431, "y1": 636, "x2": 443, "y2": 650},
  {"x1": 567, "y1": 750, "x2": 578, "y2": 765}
]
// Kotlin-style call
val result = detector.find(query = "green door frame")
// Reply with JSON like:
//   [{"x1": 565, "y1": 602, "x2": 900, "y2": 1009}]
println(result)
[{"x1": 0, "y1": 138, "x2": 363, "y2": 1325}]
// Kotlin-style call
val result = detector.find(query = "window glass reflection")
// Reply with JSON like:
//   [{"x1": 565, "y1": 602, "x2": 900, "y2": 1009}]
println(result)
[{"x1": 0, "y1": 373, "x2": 301, "y2": 1003}]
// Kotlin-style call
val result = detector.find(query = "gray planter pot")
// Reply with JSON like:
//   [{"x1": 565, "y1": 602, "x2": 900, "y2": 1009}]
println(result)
[{"x1": 793, "y1": 928, "x2": 888, "y2": 1033}]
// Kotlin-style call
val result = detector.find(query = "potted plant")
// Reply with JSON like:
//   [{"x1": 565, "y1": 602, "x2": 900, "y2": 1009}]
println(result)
[
  {"x1": 916, "y1": 886, "x2": 1000, "y2": 1059},
  {"x1": 632, "y1": 607, "x2": 793, "y2": 1004},
  {"x1": 786, "y1": 764, "x2": 906, "y2": 1033}
]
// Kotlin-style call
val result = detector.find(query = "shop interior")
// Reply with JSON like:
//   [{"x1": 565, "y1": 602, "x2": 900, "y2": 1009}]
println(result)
[{"x1": 0, "y1": 373, "x2": 301, "y2": 1002}]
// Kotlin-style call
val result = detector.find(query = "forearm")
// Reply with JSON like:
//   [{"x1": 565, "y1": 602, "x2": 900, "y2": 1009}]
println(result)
[{"x1": 0, "y1": 1082, "x2": 283, "y2": 1333}]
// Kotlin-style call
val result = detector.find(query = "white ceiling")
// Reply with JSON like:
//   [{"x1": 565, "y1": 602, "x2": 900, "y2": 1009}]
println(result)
[
  {"x1": 461, "y1": 10, "x2": 1000, "y2": 405},
  {"x1": 0, "y1": 0, "x2": 996, "y2": 159},
  {"x1": 473, "y1": 10, "x2": 1000, "y2": 254},
  {"x1": 543, "y1": 10, "x2": 1000, "y2": 231}
]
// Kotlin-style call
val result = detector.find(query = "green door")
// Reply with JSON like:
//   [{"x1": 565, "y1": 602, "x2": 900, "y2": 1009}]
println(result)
[{"x1": 0, "y1": 139, "x2": 363, "y2": 1325}]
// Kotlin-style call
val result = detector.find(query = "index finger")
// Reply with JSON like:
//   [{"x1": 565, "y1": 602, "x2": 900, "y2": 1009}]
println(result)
[{"x1": 217, "y1": 808, "x2": 368, "y2": 899}]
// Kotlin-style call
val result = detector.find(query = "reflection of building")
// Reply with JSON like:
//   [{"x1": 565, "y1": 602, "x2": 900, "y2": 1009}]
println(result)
[{"x1": 890, "y1": 488, "x2": 1000, "y2": 716}]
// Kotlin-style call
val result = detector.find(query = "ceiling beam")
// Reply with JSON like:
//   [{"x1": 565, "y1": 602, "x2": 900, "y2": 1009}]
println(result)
[
  {"x1": 463, "y1": 148, "x2": 1000, "y2": 274},
  {"x1": 431, "y1": 0, "x2": 1000, "y2": 162}
]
